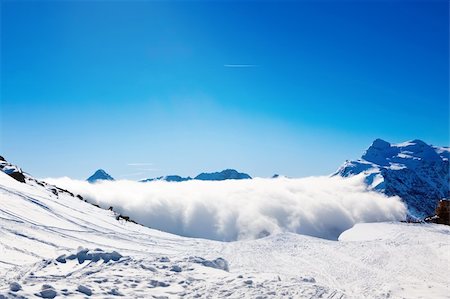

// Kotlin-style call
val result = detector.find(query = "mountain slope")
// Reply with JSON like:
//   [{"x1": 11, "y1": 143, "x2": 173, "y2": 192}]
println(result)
[
  {"x1": 334, "y1": 139, "x2": 449, "y2": 218},
  {"x1": 0, "y1": 156, "x2": 79, "y2": 198},
  {"x1": 87, "y1": 169, "x2": 114, "y2": 183}
]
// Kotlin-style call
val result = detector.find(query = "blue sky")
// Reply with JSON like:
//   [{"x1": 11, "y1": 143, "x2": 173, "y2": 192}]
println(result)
[{"x1": 1, "y1": 0, "x2": 448, "y2": 179}]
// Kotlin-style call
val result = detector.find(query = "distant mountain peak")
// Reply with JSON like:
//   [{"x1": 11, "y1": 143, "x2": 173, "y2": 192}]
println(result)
[
  {"x1": 372, "y1": 138, "x2": 390, "y2": 147},
  {"x1": 335, "y1": 139, "x2": 449, "y2": 218},
  {"x1": 194, "y1": 169, "x2": 251, "y2": 181},
  {"x1": 141, "y1": 169, "x2": 252, "y2": 183},
  {"x1": 87, "y1": 169, "x2": 114, "y2": 183},
  {"x1": 140, "y1": 175, "x2": 191, "y2": 183}
]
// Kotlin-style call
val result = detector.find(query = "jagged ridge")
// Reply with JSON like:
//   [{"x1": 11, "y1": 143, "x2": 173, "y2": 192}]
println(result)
[
  {"x1": 141, "y1": 169, "x2": 252, "y2": 182},
  {"x1": 334, "y1": 139, "x2": 449, "y2": 218}
]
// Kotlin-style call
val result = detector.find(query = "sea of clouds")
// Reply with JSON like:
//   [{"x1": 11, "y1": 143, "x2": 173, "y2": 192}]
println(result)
[{"x1": 46, "y1": 175, "x2": 406, "y2": 241}]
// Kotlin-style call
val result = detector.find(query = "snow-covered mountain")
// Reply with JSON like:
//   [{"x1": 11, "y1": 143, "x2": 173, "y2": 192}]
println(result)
[
  {"x1": 140, "y1": 175, "x2": 192, "y2": 183},
  {"x1": 1, "y1": 156, "x2": 449, "y2": 298},
  {"x1": 87, "y1": 169, "x2": 114, "y2": 183},
  {"x1": 334, "y1": 139, "x2": 449, "y2": 218},
  {"x1": 194, "y1": 169, "x2": 252, "y2": 181}
]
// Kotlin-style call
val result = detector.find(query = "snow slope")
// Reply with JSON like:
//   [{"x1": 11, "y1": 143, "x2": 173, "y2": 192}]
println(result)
[
  {"x1": 1, "y1": 168, "x2": 449, "y2": 298},
  {"x1": 334, "y1": 139, "x2": 450, "y2": 218}
]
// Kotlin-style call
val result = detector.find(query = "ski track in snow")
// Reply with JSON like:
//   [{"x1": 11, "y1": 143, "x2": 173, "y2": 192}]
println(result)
[{"x1": 0, "y1": 172, "x2": 449, "y2": 298}]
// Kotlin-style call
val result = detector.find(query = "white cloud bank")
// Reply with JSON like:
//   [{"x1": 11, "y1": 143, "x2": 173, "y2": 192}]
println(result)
[{"x1": 46, "y1": 176, "x2": 406, "y2": 241}]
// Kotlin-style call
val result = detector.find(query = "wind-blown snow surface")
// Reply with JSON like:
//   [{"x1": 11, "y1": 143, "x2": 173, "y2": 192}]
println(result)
[
  {"x1": 1, "y1": 172, "x2": 450, "y2": 298},
  {"x1": 46, "y1": 176, "x2": 406, "y2": 241}
]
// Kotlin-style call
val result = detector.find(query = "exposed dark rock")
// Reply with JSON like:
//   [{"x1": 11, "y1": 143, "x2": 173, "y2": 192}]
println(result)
[
  {"x1": 115, "y1": 214, "x2": 137, "y2": 224},
  {"x1": 49, "y1": 188, "x2": 58, "y2": 196},
  {"x1": 9, "y1": 171, "x2": 26, "y2": 183},
  {"x1": 425, "y1": 200, "x2": 450, "y2": 225}
]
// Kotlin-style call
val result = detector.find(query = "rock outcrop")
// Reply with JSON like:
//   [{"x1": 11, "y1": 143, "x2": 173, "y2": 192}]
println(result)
[{"x1": 425, "y1": 200, "x2": 450, "y2": 225}]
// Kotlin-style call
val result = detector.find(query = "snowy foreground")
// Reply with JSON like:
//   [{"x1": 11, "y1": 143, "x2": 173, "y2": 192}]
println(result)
[{"x1": 1, "y1": 172, "x2": 449, "y2": 298}]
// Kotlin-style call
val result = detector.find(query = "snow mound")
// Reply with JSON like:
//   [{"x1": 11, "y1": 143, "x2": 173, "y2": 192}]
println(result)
[
  {"x1": 188, "y1": 256, "x2": 229, "y2": 271},
  {"x1": 56, "y1": 248, "x2": 123, "y2": 264},
  {"x1": 77, "y1": 285, "x2": 92, "y2": 296},
  {"x1": 38, "y1": 285, "x2": 57, "y2": 298}
]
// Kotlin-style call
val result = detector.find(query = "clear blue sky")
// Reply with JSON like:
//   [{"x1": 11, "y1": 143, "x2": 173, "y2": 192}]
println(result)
[{"x1": 1, "y1": 0, "x2": 448, "y2": 180}]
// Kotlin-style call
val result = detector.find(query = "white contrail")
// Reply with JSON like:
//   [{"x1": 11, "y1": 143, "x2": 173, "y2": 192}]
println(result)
[{"x1": 224, "y1": 64, "x2": 258, "y2": 68}]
